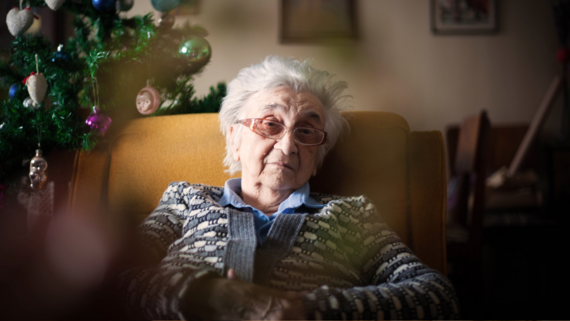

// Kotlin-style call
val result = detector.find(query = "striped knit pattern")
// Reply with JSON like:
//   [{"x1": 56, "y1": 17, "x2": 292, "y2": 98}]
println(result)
[{"x1": 118, "y1": 181, "x2": 459, "y2": 320}]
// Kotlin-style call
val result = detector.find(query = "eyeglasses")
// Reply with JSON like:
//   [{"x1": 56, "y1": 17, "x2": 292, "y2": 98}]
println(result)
[{"x1": 236, "y1": 118, "x2": 327, "y2": 146}]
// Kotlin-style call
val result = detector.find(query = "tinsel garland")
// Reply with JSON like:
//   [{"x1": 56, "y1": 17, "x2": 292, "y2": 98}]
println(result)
[{"x1": 0, "y1": 0, "x2": 225, "y2": 187}]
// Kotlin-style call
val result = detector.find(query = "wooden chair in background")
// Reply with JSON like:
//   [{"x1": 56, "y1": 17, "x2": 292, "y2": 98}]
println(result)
[{"x1": 446, "y1": 110, "x2": 491, "y2": 299}]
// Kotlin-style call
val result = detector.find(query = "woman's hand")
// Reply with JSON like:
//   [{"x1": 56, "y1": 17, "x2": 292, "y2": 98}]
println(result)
[{"x1": 182, "y1": 269, "x2": 307, "y2": 320}]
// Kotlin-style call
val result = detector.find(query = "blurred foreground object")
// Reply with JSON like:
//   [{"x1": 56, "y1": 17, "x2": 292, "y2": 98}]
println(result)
[{"x1": 0, "y1": 213, "x2": 114, "y2": 319}]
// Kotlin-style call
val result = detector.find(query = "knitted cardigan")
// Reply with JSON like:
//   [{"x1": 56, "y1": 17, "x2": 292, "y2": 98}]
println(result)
[{"x1": 119, "y1": 182, "x2": 459, "y2": 320}]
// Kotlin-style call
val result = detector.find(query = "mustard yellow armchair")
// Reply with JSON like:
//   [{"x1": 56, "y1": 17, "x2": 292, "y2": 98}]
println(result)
[{"x1": 68, "y1": 111, "x2": 447, "y2": 275}]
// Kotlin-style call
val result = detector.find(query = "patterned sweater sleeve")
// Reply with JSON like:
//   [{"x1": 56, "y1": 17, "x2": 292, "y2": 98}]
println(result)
[
  {"x1": 117, "y1": 181, "x2": 219, "y2": 320},
  {"x1": 302, "y1": 196, "x2": 460, "y2": 320}
]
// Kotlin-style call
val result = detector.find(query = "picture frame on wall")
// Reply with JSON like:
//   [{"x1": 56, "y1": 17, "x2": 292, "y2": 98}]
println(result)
[
  {"x1": 431, "y1": 0, "x2": 498, "y2": 35},
  {"x1": 280, "y1": 0, "x2": 357, "y2": 43}
]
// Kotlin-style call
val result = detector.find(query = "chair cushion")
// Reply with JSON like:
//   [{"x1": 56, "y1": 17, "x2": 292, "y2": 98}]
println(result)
[
  {"x1": 107, "y1": 113, "x2": 234, "y2": 223},
  {"x1": 311, "y1": 111, "x2": 410, "y2": 244}
]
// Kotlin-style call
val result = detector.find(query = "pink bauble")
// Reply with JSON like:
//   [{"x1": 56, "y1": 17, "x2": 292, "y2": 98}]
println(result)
[
  {"x1": 136, "y1": 84, "x2": 161, "y2": 115},
  {"x1": 85, "y1": 106, "x2": 112, "y2": 135}
]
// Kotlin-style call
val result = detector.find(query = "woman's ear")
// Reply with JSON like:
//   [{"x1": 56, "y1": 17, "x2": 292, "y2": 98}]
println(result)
[
  {"x1": 230, "y1": 126, "x2": 240, "y2": 161},
  {"x1": 312, "y1": 165, "x2": 317, "y2": 177}
]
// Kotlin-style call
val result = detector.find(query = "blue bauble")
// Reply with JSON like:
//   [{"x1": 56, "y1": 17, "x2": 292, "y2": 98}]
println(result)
[
  {"x1": 52, "y1": 51, "x2": 70, "y2": 63},
  {"x1": 92, "y1": 0, "x2": 117, "y2": 12},
  {"x1": 151, "y1": 0, "x2": 180, "y2": 13},
  {"x1": 9, "y1": 83, "x2": 20, "y2": 99},
  {"x1": 52, "y1": 45, "x2": 71, "y2": 65}
]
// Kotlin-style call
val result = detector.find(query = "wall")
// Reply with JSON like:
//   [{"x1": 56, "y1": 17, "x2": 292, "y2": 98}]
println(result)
[{"x1": 129, "y1": 0, "x2": 559, "y2": 136}]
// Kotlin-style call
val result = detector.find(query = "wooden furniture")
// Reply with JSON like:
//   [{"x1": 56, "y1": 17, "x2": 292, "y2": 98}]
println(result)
[
  {"x1": 447, "y1": 123, "x2": 542, "y2": 211},
  {"x1": 447, "y1": 124, "x2": 537, "y2": 177},
  {"x1": 447, "y1": 111, "x2": 490, "y2": 258},
  {"x1": 68, "y1": 111, "x2": 449, "y2": 274},
  {"x1": 446, "y1": 111, "x2": 491, "y2": 303}
]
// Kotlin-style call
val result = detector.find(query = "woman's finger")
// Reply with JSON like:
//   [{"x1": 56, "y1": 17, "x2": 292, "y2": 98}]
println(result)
[{"x1": 227, "y1": 268, "x2": 241, "y2": 281}]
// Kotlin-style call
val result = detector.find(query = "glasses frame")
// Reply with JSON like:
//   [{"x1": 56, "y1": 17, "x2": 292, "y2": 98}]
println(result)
[{"x1": 236, "y1": 118, "x2": 327, "y2": 146}]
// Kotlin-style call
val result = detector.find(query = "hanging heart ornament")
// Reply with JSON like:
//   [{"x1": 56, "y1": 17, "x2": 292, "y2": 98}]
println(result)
[
  {"x1": 45, "y1": 0, "x2": 66, "y2": 11},
  {"x1": 23, "y1": 72, "x2": 47, "y2": 105},
  {"x1": 6, "y1": 8, "x2": 34, "y2": 36}
]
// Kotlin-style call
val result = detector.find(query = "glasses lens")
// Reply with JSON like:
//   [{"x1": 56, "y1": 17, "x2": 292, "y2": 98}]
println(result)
[
  {"x1": 294, "y1": 128, "x2": 324, "y2": 145},
  {"x1": 256, "y1": 119, "x2": 284, "y2": 137}
]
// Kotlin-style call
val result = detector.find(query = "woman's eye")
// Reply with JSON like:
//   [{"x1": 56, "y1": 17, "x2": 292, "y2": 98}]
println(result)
[{"x1": 298, "y1": 128, "x2": 314, "y2": 135}]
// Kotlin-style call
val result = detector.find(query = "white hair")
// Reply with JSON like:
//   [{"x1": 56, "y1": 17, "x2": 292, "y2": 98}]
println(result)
[{"x1": 219, "y1": 56, "x2": 350, "y2": 175}]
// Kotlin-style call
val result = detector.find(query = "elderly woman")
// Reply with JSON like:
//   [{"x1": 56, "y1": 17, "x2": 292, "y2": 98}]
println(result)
[{"x1": 119, "y1": 56, "x2": 459, "y2": 320}]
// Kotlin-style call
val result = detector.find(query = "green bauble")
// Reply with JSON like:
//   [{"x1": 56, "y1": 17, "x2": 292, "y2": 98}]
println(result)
[
  {"x1": 117, "y1": 0, "x2": 134, "y2": 11},
  {"x1": 151, "y1": 0, "x2": 180, "y2": 13},
  {"x1": 179, "y1": 36, "x2": 211, "y2": 68}
]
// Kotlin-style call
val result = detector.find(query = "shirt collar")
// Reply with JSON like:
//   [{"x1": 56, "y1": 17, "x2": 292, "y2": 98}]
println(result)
[
  {"x1": 218, "y1": 178, "x2": 324, "y2": 212},
  {"x1": 218, "y1": 178, "x2": 246, "y2": 208}
]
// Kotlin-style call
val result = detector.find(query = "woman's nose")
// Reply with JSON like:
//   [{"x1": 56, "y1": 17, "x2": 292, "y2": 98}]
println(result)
[{"x1": 274, "y1": 130, "x2": 298, "y2": 155}]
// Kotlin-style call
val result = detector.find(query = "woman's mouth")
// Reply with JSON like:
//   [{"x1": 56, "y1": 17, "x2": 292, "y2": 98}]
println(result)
[{"x1": 269, "y1": 162, "x2": 294, "y2": 170}]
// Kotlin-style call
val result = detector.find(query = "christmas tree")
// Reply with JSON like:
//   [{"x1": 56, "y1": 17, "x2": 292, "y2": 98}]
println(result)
[{"x1": 0, "y1": 0, "x2": 225, "y2": 191}]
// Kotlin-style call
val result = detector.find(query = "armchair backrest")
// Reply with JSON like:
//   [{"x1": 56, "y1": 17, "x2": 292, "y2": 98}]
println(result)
[{"x1": 68, "y1": 111, "x2": 447, "y2": 275}]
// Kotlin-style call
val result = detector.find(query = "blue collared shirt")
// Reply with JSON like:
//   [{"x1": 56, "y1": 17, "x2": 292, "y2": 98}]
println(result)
[{"x1": 218, "y1": 178, "x2": 325, "y2": 244}]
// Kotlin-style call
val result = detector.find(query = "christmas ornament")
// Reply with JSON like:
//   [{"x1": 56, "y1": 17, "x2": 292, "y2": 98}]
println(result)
[
  {"x1": 29, "y1": 149, "x2": 48, "y2": 190},
  {"x1": 86, "y1": 77, "x2": 111, "y2": 133},
  {"x1": 23, "y1": 54, "x2": 47, "y2": 106},
  {"x1": 23, "y1": 72, "x2": 47, "y2": 106},
  {"x1": 136, "y1": 81, "x2": 161, "y2": 115},
  {"x1": 23, "y1": 97, "x2": 39, "y2": 109},
  {"x1": 158, "y1": 13, "x2": 175, "y2": 29},
  {"x1": 23, "y1": 97, "x2": 33, "y2": 108},
  {"x1": 46, "y1": 0, "x2": 66, "y2": 11},
  {"x1": 92, "y1": 0, "x2": 117, "y2": 12},
  {"x1": 116, "y1": 0, "x2": 133, "y2": 12},
  {"x1": 24, "y1": 12, "x2": 42, "y2": 36},
  {"x1": 85, "y1": 106, "x2": 112, "y2": 135},
  {"x1": 52, "y1": 44, "x2": 71, "y2": 65},
  {"x1": 151, "y1": 0, "x2": 180, "y2": 13},
  {"x1": 179, "y1": 36, "x2": 211, "y2": 68},
  {"x1": 9, "y1": 83, "x2": 21, "y2": 99},
  {"x1": 6, "y1": 7, "x2": 34, "y2": 36}
]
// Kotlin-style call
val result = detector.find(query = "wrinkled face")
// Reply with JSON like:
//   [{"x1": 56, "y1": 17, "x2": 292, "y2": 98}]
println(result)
[
  {"x1": 231, "y1": 86, "x2": 325, "y2": 192},
  {"x1": 136, "y1": 92, "x2": 152, "y2": 111}
]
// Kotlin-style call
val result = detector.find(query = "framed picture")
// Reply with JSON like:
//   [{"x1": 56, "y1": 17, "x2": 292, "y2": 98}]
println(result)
[
  {"x1": 431, "y1": 0, "x2": 498, "y2": 35},
  {"x1": 280, "y1": 0, "x2": 357, "y2": 43}
]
